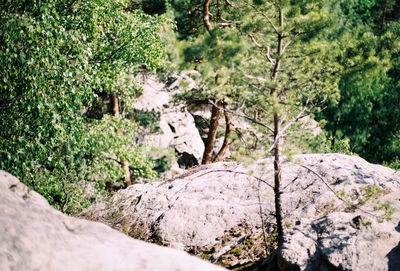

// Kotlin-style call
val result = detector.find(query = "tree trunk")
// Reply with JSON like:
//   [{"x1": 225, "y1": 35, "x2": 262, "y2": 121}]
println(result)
[
  {"x1": 271, "y1": 6, "x2": 284, "y2": 245},
  {"x1": 203, "y1": 0, "x2": 212, "y2": 31},
  {"x1": 121, "y1": 160, "x2": 132, "y2": 187},
  {"x1": 202, "y1": 99, "x2": 222, "y2": 164},
  {"x1": 380, "y1": 3, "x2": 387, "y2": 33},
  {"x1": 331, "y1": 114, "x2": 340, "y2": 148},
  {"x1": 213, "y1": 108, "x2": 232, "y2": 162},
  {"x1": 110, "y1": 92, "x2": 119, "y2": 117},
  {"x1": 110, "y1": 92, "x2": 132, "y2": 187},
  {"x1": 273, "y1": 112, "x2": 283, "y2": 244}
]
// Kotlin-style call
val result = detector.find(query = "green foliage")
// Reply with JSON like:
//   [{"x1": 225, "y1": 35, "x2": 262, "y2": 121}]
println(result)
[
  {"x1": 0, "y1": 0, "x2": 166, "y2": 213},
  {"x1": 361, "y1": 183, "x2": 386, "y2": 202},
  {"x1": 83, "y1": 115, "x2": 157, "y2": 181},
  {"x1": 148, "y1": 147, "x2": 177, "y2": 174},
  {"x1": 362, "y1": 220, "x2": 372, "y2": 227},
  {"x1": 152, "y1": 156, "x2": 172, "y2": 173},
  {"x1": 31, "y1": 164, "x2": 107, "y2": 214},
  {"x1": 1, "y1": 0, "x2": 399, "y2": 215},
  {"x1": 383, "y1": 156, "x2": 400, "y2": 170},
  {"x1": 169, "y1": 0, "x2": 204, "y2": 39},
  {"x1": 179, "y1": 28, "x2": 249, "y2": 102},
  {"x1": 328, "y1": 137, "x2": 356, "y2": 155},
  {"x1": 317, "y1": 1, "x2": 400, "y2": 165},
  {"x1": 374, "y1": 201, "x2": 396, "y2": 221},
  {"x1": 173, "y1": 0, "x2": 342, "y2": 163},
  {"x1": 237, "y1": 0, "x2": 341, "y2": 155},
  {"x1": 129, "y1": 109, "x2": 161, "y2": 133}
]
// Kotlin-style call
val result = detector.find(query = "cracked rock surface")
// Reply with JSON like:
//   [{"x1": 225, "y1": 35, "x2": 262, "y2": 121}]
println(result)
[
  {"x1": 0, "y1": 171, "x2": 226, "y2": 271},
  {"x1": 82, "y1": 154, "x2": 400, "y2": 270}
]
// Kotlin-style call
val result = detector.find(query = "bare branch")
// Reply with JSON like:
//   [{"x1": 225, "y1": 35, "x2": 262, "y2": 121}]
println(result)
[
  {"x1": 245, "y1": 74, "x2": 267, "y2": 82},
  {"x1": 300, "y1": 165, "x2": 338, "y2": 197},
  {"x1": 224, "y1": 0, "x2": 233, "y2": 7},
  {"x1": 257, "y1": 172, "x2": 272, "y2": 255},
  {"x1": 282, "y1": 177, "x2": 298, "y2": 191},
  {"x1": 298, "y1": 165, "x2": 378, "y2": 217},
  {"x1": 280, "y1": 100, "x2": 309, "y2": 133},
  {"x1": 266, "y1": 103, "x2": 309, "y2": 153},
  {"x1": 258, "y1": 10, "x2": 279, "y2": 34},
  {"x1": 218, "y1": 22, "x2": 232, "y2": 27},
  {"x1": 208, "y1": 99, "x2": 274, "y2": 133},
  {"x1": 203, "y1": 0, "x2": 212, "y2": 31},
  {"x1": 248, "y1": 33, "x2": 263, "y2": 48},
  {"x1": 266, "y1": 46, "x2": 276, "y2": 65},
  {"x1": 223, "y1": 0, "x2": 247, "y2": 8},
  {"x1": 281, "y1": 41, "x2": 291, "y2": 54}
]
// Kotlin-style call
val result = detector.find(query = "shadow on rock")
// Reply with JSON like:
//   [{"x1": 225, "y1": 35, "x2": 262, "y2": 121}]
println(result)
[{"x1": 387, "y1": 241, "x2": 400, "y2": 271}]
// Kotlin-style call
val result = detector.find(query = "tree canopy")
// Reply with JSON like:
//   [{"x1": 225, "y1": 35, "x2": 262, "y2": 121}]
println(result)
[
  {"x1": 0, "y1": 0, "x2": 167, "y2": 213},
  {"x1": 1, "y1": 0, "x2": 399, "y2": 215}
]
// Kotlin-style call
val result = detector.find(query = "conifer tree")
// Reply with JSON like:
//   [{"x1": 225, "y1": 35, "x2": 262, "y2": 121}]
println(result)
[
  {"x1": 236, "y1": 0, "x2": 340, "y2": 243},
  {"x1": 177, "y1": 0, "x2": 248, "y2": 164},
  {"x1": 174, "y1": 0, "x2": 340, "y2": 242}
]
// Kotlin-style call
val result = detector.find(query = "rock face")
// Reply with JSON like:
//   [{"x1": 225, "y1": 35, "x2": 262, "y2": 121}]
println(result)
[
  {"x1": 133, "y1": 73, "x2": 205, "y2": 167},
  {"x1": 81, "y1": 154, "x2": 400, "y2": 270},
  {"x1": 279, "y1": 213, "x2": 400, "y2": 271},
  {"x1": 0, "y1": 171, "x2": 226, "y2": 271}
]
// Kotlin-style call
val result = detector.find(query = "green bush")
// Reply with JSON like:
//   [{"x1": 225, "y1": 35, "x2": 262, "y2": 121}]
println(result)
[{"x1": 0, "y1": 0, "x2": 167, "y2": 214}]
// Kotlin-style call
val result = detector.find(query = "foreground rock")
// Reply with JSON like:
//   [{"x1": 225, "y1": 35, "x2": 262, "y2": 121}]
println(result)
[
  {"x1": 0, "y1": 171, "x2": 226, "y2": 271},
  {"x1": 82, "y1": 154, "x2": 400, "y2": 270}
]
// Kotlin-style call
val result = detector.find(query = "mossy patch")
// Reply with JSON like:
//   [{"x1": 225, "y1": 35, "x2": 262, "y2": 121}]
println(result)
[
  {"x1": 316, "y1": 201, "x2": 338, "y2": 216},
  {"x1": 191, "y1": 222, "x2": 278, "y2": 270},
  {"x1": 358, "y1": 183, "x2": 389, "y2": 205},
  {"x1": 374, "y1": 201, "x2": 396, "y2": 222},
  {"x1": 244, "y1": 238, "x2": 254, "y2": 249}
]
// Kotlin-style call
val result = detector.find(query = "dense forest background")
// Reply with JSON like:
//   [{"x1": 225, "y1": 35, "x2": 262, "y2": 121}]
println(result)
[{"x1": 1, "y1": 0, "x2": 399, "y2": 214}]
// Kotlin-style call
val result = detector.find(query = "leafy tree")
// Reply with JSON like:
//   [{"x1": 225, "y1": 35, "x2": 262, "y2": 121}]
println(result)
[
  {"x1": 317, "y1": 0, "x2": 400, "y2": 166},
  {"x1": 0, "y1": 0, "x2": 166, "y2": 213}
]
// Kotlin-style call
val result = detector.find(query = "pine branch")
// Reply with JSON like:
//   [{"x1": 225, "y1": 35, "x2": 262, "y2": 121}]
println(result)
[{"x1": 248, "y1": 34, "x2": 276, "y2": 66}]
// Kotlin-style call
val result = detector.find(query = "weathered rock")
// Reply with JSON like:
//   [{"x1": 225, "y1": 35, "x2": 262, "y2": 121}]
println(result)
[
  {"x1": 0, "y1": 171, "x2": 226, "y2": 271},
  {"x1": 279, "y1": 213, "x2": 400, "y2": 271},
  {"x1": 133, "y1": 73, "x2": 205, "y2": 166},
  {"x1": 82, "y1": 154, "x2": 400, "y2": 270}
]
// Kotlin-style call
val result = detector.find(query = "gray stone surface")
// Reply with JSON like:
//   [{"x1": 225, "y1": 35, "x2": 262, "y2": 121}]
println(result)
[
  {"x1": 134, "y1": 73, "x2": 205, "y2": 165},
  {"x1": 0, "y1": 171, "x2": 226, "y2": 271},
  {"x1": 82, "y1": 154, "x2": 400, "y2": 270},
  {"x1": 279, "y1": 213, "x2": 400, "y2": 271}
]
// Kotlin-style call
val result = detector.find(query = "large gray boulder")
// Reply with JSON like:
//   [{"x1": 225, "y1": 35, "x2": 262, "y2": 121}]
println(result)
[
  {"x1": 277, "y1": 155, "x2": 400, "y2": 271},
  {"x1": 0, "y1": 171, "x2": 226, "y2": 271},
  {"x1": 82, "y1": 154, "x2": 400, "y2": 270}
]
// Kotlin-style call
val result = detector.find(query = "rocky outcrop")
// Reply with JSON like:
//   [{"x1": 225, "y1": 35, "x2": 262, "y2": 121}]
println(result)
[
  {"x1": 81, "y1": 154, "x2": 400, "y2": 270},
  {"x1": 279, "y1": 212, "x2": 400, "y2": 271},
  {"x1": 0, "y1": 171, "x2": 226, "y2": 271},
  {"x1": 133, "y1": 73, "x2": 205, "y2": 167}
]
